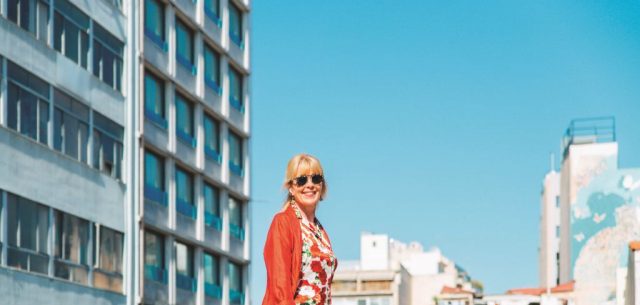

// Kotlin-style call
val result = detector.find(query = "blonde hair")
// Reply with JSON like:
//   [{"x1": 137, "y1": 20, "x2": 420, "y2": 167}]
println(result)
[{"x1": 281, "y1": 154, "x2": 328, "y2": 209}]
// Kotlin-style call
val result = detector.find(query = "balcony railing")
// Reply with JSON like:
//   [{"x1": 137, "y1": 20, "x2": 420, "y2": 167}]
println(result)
[
  {"x1": 205, "y1": 282, "x2": 222, "y2": 298},
  {"x1": 177, "y1": 198, "x2": 197, "y2": 219},
  {"x1": 176, "y1": 273, "x2": 197, "y2": 292},
  {"x1": 229, "y1": 289, "x2": 245, "y2": 305},
  {"x1": 205, "y1": 212, "x2": 222, "y2": 230},
  {"x1": 177, "y1": 53, "x2": 197, "y2": 75},
  {"x1": 177, "y1": 129, "x2": 197, "y2": 148},
  {"x1": 144, "y1": 27, "x2": 168, "y2": 52},
  {"x1": 229, "y1": 162, "x2": 244, "y2": 177},
  {"x1": 230, "y1": 223, "x2": 245, "y2": 241},
  {"x1": 144, "y1": 264, "x2": 168, "y2": 284},
  {"x1": 145, "y1": 184, "x2": 168, "y2": 206},
  {"x1": 145, "y1": 108, "x2": 168, "y2": 129},
  {"x1": 54, "y1": 259, "x2": 89, "y2": 285}
]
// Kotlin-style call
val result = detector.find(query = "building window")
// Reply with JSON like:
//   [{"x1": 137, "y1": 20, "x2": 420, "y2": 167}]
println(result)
[
  {"x1": 7, "y1": 61, "x2": 50, "y2": 145},
  {"x1": 53, "y1": 0, "x2": 90, "y2": 68},
  {"x1": 93, "y1": 23, "x2": 124, "y2": 91},
  {"x1": 7, "y1": 0, "x2": 49, "y2": 42},
  {"x1": 204, "y1": 0, "x2": 220, "y2": 26},
  {"x1": 203, "y1": 183, "x2": 221, "y2": 230},
  {"x1": 228, "y1": 3, "x2": 243, "y2": 47},
  {"x1": 93, "y1": 225, "x2": 123, "y2": 293},
  {"x1": 93, "y1": 111, "x2": 124, "y2": 180},
  {"x1": 229, "y1": 196, "x2": 244, "y2": 240},
  {"x1": 555, "y1": 225, "x2": 560, "y2": 238},
  {"x1": 144, "y1": 150, "x2": 167, "y2": 206},
  {"x1": 204, "y1": 114, "x2": 220, "y2": 162},
  {"x1": 204, "y1": 252, "x2": 221, "y2": 298},
  {"x1": 144, "y1": 0, "x2": 166, "y2": 50},
  {"x1": 175, "y1": 93, "x2": 195, "y2": 147},
  {"x1": 144, "y1": 72, "x2": 167, "y2": 128},
  {"x1": 175, "y1": 241, "x2": 196, "y2": 292},
  {"x1": 144, "y1": 230, "x2": 167, "y2": 284},
  {"x1": 176, "y1": 19, "x2": 195, "y2": 73},
  {"x1": 555, "y1": 196, "x2": 560, "y2": 208},
  {"x1": 176, "y1": 167, "x2": 196, "y2": 219},
  {"x1": 6, "y1": 193, "x2": 50, "y2": 275},
  {"x1": 228, "y1": 66, "x2": 243, "y2": 112},
  {"x1": 53, "y1": 89, "x2": 90, "y2": 162},
  {"x1": 54, "y1": 211, "x2": 90, "y2": 284},
  {"x1": 228, "y1": 262, "x2": 244, "y2": 304},
  {"x1": 228, "y1": 131, "x2": 243, "y2": 176},
  {"x1": 204, "y1": 45, "x2": 221, "y2": 94}
]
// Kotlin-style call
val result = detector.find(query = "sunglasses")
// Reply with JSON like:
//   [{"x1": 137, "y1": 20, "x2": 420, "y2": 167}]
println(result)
[{"x1": 292, "y1": 174, "x2": 324, "y2": 186}]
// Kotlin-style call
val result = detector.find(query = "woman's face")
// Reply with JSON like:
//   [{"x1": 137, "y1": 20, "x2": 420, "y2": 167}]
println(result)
[{"x1": 290, "y1": 171, "x2": 324, "y2": 209}]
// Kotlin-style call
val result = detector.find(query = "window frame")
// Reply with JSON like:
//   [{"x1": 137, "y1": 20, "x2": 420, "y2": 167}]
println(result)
[
  {"x1": 144, "y1": 150, "x2": 168, "y2": 206},
  {"x1": 53, "y1": 89, "x2": 90, "y2": 163},
  {"x1": 204, "y1": 45, "x2": 221, "y2": 94},
  {"x1": 228, "y1": 131, "x2": 243, "y2": 176},
  {"x1": 228, "y1": 66, "x2": 244, "y2": 112},
  {"x1": 175, "y1": 93, "x2": 196, "y2": 147},
  {"x1": 175, "y1": 241, "x2": 196, "y2": 292},
  {"x1": 144, "y1": 0, "x2": 167, "y2": 51},
  {"x1": 203, "y1": 182, "x2": 221, "y2": 230},
  {"x1": 175, "y1": 18, "x2": 196, "y2": 74},
  {"x1": 144, "y1": 230, "x2": 167, "y2": 284},
  {"x1": 228, "y1": 3, "x2": 243, "y2": 48},
  {"x1": 144, "y1": 71, "x2": 168, "y2": 129},
  {"x1": 175, "y1": 166, "x2": 196, "y2": 219},
  {"x1": 203, "y1": 113, "x2": 220, "y2": 162}
]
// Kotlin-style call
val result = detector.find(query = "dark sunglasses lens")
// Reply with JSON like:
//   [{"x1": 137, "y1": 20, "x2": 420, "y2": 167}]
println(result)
[
  {"x1": 295, "y1": 176, "x2": 308, "y2": 186},
  {"x1": 311, "y1": 175, "x2": 324, "y2": 184}
]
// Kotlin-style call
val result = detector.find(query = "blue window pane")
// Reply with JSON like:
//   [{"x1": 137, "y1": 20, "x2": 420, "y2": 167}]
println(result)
[
  {"x1": 144, "y1": 0, "x2": 164, "y2": 40},
  {"x1": 204, "y1": 115, "x2": 219, "y2": 159},
  {"x1": 144, "y1": 73, "x2": 165, "y2": 121},
  {"x1": 175, "y1": 94, "x2": 193, "y2": 137},
  {"x1": 203, "y1": 184, "x2": 218, "y2": 217},
  {"x1": 176, "y1": 20, "x2": 193, "y2": 65},
  {"x1": 144, "y1": 151, "x2": 164, "y2": 190},
  {"x1": 229, "y1": 67, "x2": 243, "y2": 111},
  {"x1": 228, "y1": 132, "x2": 243, "y2": 172},
  {"x1": 176, "y1": 168, "x2": 193, "y2": 206},
  {"x1": 228, "y1": 3, "x2": 242, "y2": 46},
  {"x1": 144, "y1": 231, "x2": 165, "y2": 278},
  {"x1": 204, "y1": 47, "x2": 220, "y2": 92},
  {"x1": 203, "y1": 253, "x2": 219, "y2": 286}
]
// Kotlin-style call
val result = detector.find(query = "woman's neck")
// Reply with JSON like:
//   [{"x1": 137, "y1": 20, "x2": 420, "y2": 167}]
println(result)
[{"x1": 293, "y1": 200, "x2": 316, "y2": 223}]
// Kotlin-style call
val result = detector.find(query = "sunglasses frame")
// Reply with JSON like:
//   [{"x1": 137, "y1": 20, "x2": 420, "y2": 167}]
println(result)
[{"x1": 292, "y1": 174, "x2": 324, "y2": 186}]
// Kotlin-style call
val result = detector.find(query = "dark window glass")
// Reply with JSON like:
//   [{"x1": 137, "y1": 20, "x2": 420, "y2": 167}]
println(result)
[
  {"x1": 93, "y1": 23, "x2": 124, "y2": 91},
  {"x1": 204, "y1": 114, "x2": 219, "y2": 159},
  {"x1": 144, "y1": 0, "x2": 164, "y2": 41},
  {"x1": 53, "y1": 89, "x2": 90, "y2": 162},
  {"x1": 175, "y1": 242, "x2": 195, "y2": 291},
  {"x1": 144, "y1": 72, "x2": 165, "y2": 122},
  {"x1": 175, "y1": 93, "x2": 194, "y2": 138},
  {"x1": 204, "y1": 46, "x2": 220, "y2": 92},
  {"x1": 6, "y1": 193, "x2": 50, "y2": 275},
  {"x1": 144, "y1": 231, "x2": 166, "y2": 283},
  {"x1": 93, "y1": 111, "x2": 124, "y2": 179},
  {"x1": 204, "y1": 252, "x2": 219, "y2": 285},
  {"x1": 53, "y1": 0, "x2": 90, "y2": 68},
  {"x1": 144, "y1": 151, "x2": 164, "y2": 191},
  {"x1": 228, "y1": 3, "x2": 242, "y2": 46},
  {"x1": 96, "y1": 226, "x2": 123, "y2": 274},
  {"x1": 54, "y1": 211, "x2": 90, "y2": 284},
  {"x1": 228, "y1": 131, "x2": 243, "y2": 173},
  {"x1": 229, "y1": 67, "x2": 243, "y2": 111},
  {"x1": 176, "y1": 19, "x2": 194, "y2": 66}
]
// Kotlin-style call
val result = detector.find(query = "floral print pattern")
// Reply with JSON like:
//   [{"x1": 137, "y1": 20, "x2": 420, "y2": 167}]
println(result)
[{"x1": 292, "y1": 205, "x2": 337, "y2": 305}]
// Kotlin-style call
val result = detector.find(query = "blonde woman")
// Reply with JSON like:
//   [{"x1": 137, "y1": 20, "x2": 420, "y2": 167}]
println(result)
[{"x1": 262, "y1": 154, "x2": 338, "y2": 305}]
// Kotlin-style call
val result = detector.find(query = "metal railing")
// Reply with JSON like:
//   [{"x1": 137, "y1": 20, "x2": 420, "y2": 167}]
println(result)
[{"x1": 562, "y1": 116, "x2": 615, "y2": 157}]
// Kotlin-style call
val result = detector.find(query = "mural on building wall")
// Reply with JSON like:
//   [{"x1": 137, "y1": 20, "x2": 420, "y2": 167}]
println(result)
[{"x1": 569, "y1": 154, "x2": 640, "y2": 305}]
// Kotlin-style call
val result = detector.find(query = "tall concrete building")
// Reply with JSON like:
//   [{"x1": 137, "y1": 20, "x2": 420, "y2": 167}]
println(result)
[
  {"x1": 538, "y1": 117, "x2": 640, "y2": 305},
  {"x1": 0, "y1": 0, "x2": 251, "y2": 303}
]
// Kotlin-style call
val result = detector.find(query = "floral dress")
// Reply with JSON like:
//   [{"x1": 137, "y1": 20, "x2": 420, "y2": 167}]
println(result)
[{"x1": 292, "y1": 204, "x2": 338, "y2": 305}]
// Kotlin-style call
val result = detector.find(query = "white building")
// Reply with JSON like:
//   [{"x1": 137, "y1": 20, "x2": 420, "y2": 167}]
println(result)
[
  {"x1": 539, "y1": 167, "x2": 560, "y2": 288},
  {"x1": 333, "y1": 232, "x2": 478, "y2": 305},
  {"x1": 0, "y1": 0, "x2": 251, "y2": 303},
  {"x1": 538, "y1": 117, "x2": 640, "y2": 305}
]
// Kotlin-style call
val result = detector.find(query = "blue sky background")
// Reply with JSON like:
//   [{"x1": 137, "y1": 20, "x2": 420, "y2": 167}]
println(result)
[{"x1": 248, "y1": 0, "x2": 640, "y2": 298}]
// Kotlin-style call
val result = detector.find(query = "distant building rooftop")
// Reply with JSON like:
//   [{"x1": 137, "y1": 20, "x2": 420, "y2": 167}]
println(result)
[{"x1": 562, "y1": 116, "x2": 616, "y2": 157}]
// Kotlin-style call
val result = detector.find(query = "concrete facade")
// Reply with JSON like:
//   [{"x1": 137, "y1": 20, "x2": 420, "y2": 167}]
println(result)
[
  {"x1": 0, "y1": 0, "x2": 251, "y2": 302},
  {"x1": 539, "y1": 169, "x2": 560, "y2": 288}
]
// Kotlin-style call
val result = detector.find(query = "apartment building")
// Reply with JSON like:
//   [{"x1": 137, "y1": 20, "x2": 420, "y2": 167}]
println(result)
[{"x1": 0, "y1": 0, "x2": 251, "y2": 303}]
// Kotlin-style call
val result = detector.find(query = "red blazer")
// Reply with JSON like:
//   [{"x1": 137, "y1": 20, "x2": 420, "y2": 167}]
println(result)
[{"x1": 261, "y1": 205, "x2": 336, "y2": 305}]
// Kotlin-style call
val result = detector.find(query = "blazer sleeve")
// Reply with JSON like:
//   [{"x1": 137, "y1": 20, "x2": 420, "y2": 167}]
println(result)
[{"x1": 262, "y1": 214, "x2": 296, "y2": 305}]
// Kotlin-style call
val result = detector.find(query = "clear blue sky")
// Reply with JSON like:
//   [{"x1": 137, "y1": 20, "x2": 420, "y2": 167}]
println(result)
[{"x1": 248, "y1": 0, "x2": 640, "y2": 298}]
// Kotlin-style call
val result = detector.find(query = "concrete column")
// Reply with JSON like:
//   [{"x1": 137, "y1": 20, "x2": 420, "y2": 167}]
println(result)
[
  {"x1": 221, "y1": 256, "x2": 229, "y2": 305},
  {"x1": 220, "y1": 0, "x2": 228, "y2": 48},
  {"x1": 221, "y1": 122, "x2": 229, "y2": 185},
  {"x1": 195, "y1": 247, "x2": 204, "y2": 305},
  {"x1": 47, "y1": 207, "x2": 55, "y2": 277},
  {"x1": 220, "y1": 56, "x2": 229, "y2": 118},
  {"x1": 194, "y1": 102, "x2": 203, "y2": 171},
  {"x1": 220, "y1": 189, "x2": 228, "y2": 251},
  {"x1": 167, "y1": 81, "x2": 176, "y2": 154},
  {"x1": 1, "y1": 57, "x2": 7, "y2": 126},
  {"x1": 47, "y1": 85, "x2": 53, "y2": 148},
  {"x1": 87, "y1": 221, "x2": 94, "y2": 286},
  {"x1": 195, "y1": 172, "x2": 203, "y2": 241},
  {"x1": 167, "y1": 235, "x2": 176, "y2": 305},
  {"x1": 194, "y1": 32, "x2": 203, "y2": 98},
  {"x1": 168, "y1": 157, "x2": 176, "y2": 230},
  {"x1": 167, "y1": 5, "x2": 176, "y2": 77},
  {"x1": 1, "y1": 191, "x2": 6, "y2": 266}
]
